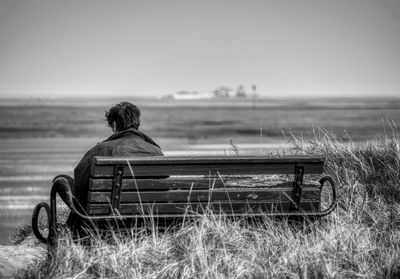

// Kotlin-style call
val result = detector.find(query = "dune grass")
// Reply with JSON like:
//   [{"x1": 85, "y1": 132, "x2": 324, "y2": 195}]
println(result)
[{"x1": 17, "y1": 127, "x2": 400, "y2": 279}]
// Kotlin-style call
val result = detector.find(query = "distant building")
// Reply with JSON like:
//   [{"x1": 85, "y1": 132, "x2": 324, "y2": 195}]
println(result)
[
  {"x1": 163, "y1": 85, "x2": 254, "y2": 100},
  {"x1": 213, "y1": 86, "x2": 233, "y2": 98},
  {"x1": 167, "y1": 91, "x2": 213, "y2": 100},
  {"x1": 236, "y1": 85, "x2": 246, "y2": 98}
]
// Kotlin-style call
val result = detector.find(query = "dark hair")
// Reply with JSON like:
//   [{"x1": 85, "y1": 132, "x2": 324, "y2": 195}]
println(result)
[{"x1": 105, "y1": 102, "x2": 141, "y2": 131}]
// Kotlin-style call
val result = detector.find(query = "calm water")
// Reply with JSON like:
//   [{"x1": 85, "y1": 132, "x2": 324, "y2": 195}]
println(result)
[{"x1": 0, "y1": 137, "x2": 284, "y2": 244}]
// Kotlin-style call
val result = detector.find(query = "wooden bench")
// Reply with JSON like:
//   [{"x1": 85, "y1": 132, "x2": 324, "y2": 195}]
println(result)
[{"x1": 32, "y1": 156, "x2": 337, "y2": 246}]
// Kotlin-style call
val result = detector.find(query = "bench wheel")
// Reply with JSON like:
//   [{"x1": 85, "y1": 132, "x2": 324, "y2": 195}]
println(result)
[{"x1": 32, "y1": 202, "x2": 50, "y2": 244}]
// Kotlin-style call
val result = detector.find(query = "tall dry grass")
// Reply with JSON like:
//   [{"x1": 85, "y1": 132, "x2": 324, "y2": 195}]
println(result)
[{"x1": 18, "y1": 127, "x2": 400, "y2": 279}]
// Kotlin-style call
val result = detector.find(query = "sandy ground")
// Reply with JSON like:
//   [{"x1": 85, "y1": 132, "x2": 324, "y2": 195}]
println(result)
[{"x1": 0, "y1": 235, "x2": 45, "y2": 279}]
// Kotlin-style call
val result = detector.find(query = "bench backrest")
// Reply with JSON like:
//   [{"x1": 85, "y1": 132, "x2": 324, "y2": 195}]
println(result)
[{"x1": 87, "y1": 156, "x2": 325, "y2": 217}]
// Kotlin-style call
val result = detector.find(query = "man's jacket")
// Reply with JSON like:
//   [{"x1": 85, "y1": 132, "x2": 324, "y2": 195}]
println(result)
[{"x1": 73, "y1": 128, "x2": 163, "y2": 207}]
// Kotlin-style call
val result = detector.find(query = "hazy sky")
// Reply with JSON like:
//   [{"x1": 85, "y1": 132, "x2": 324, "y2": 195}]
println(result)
[{"x1": 1, "y1": 0, "x2": 400, "y2": 98}]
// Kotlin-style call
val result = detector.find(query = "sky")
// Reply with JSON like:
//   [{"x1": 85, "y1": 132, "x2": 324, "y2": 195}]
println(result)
[{"x1": 0, "y1": 0, "x2": 400, "y2": 98}]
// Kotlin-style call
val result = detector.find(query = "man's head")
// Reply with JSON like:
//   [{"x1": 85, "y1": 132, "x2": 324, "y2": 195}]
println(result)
[{"x1": 105, "y1": 102, "x2": 141, "y2": 132}]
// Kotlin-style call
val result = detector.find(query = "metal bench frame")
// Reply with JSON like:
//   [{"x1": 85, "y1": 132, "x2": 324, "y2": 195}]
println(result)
[{"x1": 32, "y1": 156, "x2": 337, "y2": 247}]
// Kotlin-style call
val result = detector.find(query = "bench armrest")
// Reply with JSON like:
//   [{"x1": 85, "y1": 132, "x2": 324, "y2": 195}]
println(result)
[
  {"x1": 33, "y1": 174, "x2": 78, "y2": 245},
  {"x1": 51, "y1": 175, "x2": 93, "y2": 220},
  {"x1": 51, "y1": 175, "x2": 75, "y2": 210}
]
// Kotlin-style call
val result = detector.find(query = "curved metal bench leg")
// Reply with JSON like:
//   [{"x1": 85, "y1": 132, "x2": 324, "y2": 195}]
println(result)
[
  {"x1": 33, "y1": 175, "x2": 75, "y2": 249},
  {"x1": 32, "y1": 202, "x2": 51, "y2": 244},
  {"x1": 48, "y1": 184, "x2": 58, "y2": 249},
  {"x1": 318, "y1": 175, "x2": 338, "y2": 216}
]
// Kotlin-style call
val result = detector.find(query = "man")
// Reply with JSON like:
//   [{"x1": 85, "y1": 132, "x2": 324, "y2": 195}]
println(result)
[{"x1": 73, "y1": 101, "x2": 163, "y2": 208}]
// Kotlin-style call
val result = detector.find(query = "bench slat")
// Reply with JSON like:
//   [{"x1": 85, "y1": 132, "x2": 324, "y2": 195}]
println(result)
[
  {"x1": 87, "y1": 188, "x2": 320, "y2": 203},
  {"x1": 94, "y1": 156, "x2": 326, "y2": 165},
  {"x1": 89, "y1": 178, "x2": 317, "y2": 191},
  {"x1": 87, "y1": 201, "x2": 320, "y2": 215},
  {"x1": 92, "y1": 162, "x2": 324, "y2": 177},
  {"x1": 89, "y1": 178, "x2": 221, "y2": 191}
]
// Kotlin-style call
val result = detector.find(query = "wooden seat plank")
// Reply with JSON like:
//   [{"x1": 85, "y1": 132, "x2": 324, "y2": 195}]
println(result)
[
  {"x1": 87, "y1": 187, "x2": 320, "y2": 203},
  {"x1": 92, "y1": 163, "x2": 324, "y2": 177},
  {"x1": 89, "y1": 178, "x2": 321, "y2": 191},
  {"x1": 91, "y1": 156, "x2": 325, "y2": 177},
  {"x1": 94, "y1": 156, "x2": 326, "y2": 165},
  {"x1": 89, "y1": 178, "x2": 220, "y2": 191}
]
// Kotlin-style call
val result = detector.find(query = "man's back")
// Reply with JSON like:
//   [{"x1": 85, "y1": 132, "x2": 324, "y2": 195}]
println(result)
[{"x1": 73, "y1": 128, "x2": 163, "y2": 207}]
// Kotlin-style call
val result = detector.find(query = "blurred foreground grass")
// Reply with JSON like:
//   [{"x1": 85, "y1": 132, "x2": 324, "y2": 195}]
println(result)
[{"x1": 16, "y1": 126, "x2": 400, "y2": 279}]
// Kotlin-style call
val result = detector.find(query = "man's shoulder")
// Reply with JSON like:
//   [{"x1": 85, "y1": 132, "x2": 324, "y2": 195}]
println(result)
[{"x1": 97, "y1": 136, "x2": 163, "y2": 156}]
